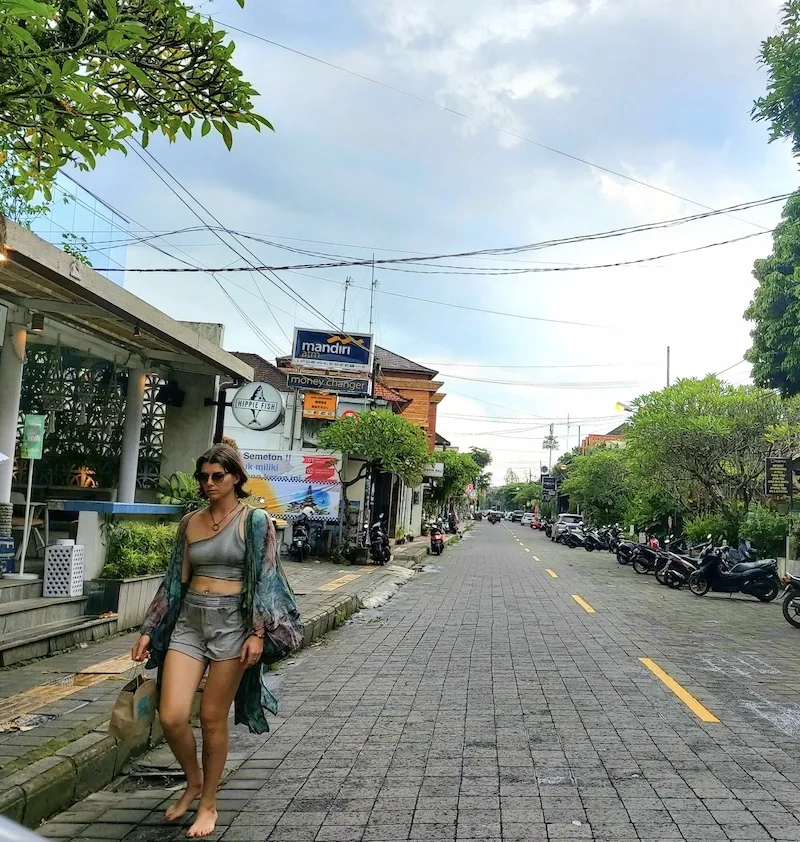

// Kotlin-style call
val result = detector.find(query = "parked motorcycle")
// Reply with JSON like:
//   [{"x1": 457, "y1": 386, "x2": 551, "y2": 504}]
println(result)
[
  {"x1": 632, "y1": 543, "x2": 670, "y2": 575},
  {"x1": 782, "y1": 573, "x2": 800, "y2": 628},
  {"x1": 429, "y1": 520, "x2": 445, "y2": 555},
  {"x1": 542, "y1": 519, "x2": 552, "y2": 537},
  {"x1": 584, "y1": 528, "x2": 610, "y2": 552},
  {"x1": 369, "y1": 514, "x2": 391, "y2": 565},
  {"x1": 688, "y1": 544, "x2": 780, "y2": 601},
  {"x1": 448, "y1": 513, "x2": 459, "y2": 535},
  {"x1": 288, "y1": 512, "x2": 311, "y2": 561},
  {"x1": 564, "y1": 526, "x2": 587, "y2": 549},
  {"x1": 616, "y1": 539, "x2": 638, "y2": 565}
]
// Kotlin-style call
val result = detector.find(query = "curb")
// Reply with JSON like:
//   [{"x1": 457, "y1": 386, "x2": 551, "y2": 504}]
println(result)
[{"x1": 2, "y1": 552, "x2": 440, "y2": 828}]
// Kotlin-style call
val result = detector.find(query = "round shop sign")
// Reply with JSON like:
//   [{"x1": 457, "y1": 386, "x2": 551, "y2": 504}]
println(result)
[
  {"x1": 231, "y1": 381, "x2": 284, "y2": 431},
  {"x1": 340, "y1": 409, "x2": 359, "y2": 420}
]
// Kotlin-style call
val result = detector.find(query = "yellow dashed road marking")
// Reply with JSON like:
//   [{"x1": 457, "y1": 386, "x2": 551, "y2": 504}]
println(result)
[
  {"x1": 571, "y1": 594, "x2": 596, "y2": 614},
  {"x1": 532, "y1": 556, "x2": 540, "y2": 561},
  {"x1": 545, "y1": 569, "x2": 558, "y2": 578},
  {"x1": 639, "y1": 658, "x2": 720, "y2": 723}
]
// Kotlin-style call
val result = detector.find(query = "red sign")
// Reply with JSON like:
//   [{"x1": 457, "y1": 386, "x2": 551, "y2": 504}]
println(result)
[
  {"x1": 340, "y1": 409, "x2": 358, "y2": 420},
  {"x1": 301, "y1": 455, "x2": 337, "y2": 482}
]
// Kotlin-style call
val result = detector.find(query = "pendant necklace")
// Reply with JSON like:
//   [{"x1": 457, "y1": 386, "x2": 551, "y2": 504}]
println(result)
[{"x1": 210, "y1": 502, "x2": 241, "y2": 532}]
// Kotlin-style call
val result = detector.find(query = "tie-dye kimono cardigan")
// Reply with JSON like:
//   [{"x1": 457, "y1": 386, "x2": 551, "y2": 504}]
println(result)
[{"x1": 140, "y1": 506, "x2": 303, "y2": 734}]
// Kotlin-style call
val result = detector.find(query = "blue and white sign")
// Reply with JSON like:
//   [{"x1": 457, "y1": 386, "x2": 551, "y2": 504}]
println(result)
[{"x1": 291, "y1": 328, "x2": 373, "y2": 373}]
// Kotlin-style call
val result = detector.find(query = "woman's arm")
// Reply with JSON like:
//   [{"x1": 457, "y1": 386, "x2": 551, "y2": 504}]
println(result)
[{"x1": 139, "y1": 513, "x2": 192, "y2": 635}]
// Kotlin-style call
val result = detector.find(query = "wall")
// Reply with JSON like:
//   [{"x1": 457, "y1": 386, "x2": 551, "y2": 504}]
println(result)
[
  {"x1": 159, "y1": 323, "x2": 224, "y2": 480},
  {"x1": 381, "y1": 374, "x2": 444, "y2": 450}
]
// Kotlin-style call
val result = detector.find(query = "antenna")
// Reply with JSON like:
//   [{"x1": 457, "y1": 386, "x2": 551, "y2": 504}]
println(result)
[{"x1": 341, "y1": 276, "x2": 352, "y2": 331}]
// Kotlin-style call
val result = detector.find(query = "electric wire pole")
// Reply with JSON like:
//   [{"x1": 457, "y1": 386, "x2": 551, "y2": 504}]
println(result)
[{"x1": 341, "y1": 276, "x2": 352, "y2": 331}]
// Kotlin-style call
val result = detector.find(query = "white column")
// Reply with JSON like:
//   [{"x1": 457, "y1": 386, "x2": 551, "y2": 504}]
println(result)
[
  {"x1": 118, "y1": 367, "x2": 147, "y2": 504},
  {"x1": 0, "y1": 319, "x2": 27, "y2": 504}
]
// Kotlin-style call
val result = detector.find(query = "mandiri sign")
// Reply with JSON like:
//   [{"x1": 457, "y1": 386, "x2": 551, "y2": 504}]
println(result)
[{"x1": 291, "y1": 328, "x2": 373, "y2": 373}]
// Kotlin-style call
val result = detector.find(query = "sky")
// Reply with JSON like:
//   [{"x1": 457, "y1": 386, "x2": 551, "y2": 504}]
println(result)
[{"x1": 74, "y1": 0, "x2": 797, "y2": 483}]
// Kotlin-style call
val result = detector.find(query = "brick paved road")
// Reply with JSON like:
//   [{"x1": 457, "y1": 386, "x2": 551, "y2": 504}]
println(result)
[{"x1": 40, "y1": 523, "x2": 800, "y2": 841}]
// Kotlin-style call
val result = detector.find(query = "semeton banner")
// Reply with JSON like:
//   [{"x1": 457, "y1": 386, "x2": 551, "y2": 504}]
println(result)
[{"x1": 242, "y1": 450, "x2": 341, "y2": 518}]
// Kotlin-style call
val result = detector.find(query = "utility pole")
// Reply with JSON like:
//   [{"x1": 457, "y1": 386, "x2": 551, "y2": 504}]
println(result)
[
  {"x1": 666, "y1": 346, "x2": 671, "y2": 387},
  {"x1": 341, "y1": 276, "x2": 352, "y2": 331},
  {"x1": 566, "y1": 413, "x2": 570, "y2": 452},
  {"x1": 577, "y1": 425, "x2": 581, "y2": 453},
  {"x1": 368, "y1": 254, "x2": 377, "y2": 335}
]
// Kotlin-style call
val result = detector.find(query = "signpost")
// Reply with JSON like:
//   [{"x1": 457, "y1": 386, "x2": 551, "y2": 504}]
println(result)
[
  {"x1": 18, "y1": 414, "x2": 45, "y2": 576},
  {"x1": 286, "y1": 371, "x2": 369, "y2": 396},
  {"x1": 291, "y1": 328, "x2": 373, "y2": 373},
  {"x1": 303, "y1": 393, "x2": 338, "y2": 420},
  {"x1": 231, "y1": 381, "x2": 284, "y2": 431},
  {"x1": 765, "y1": 457, "x2": 792, "y2": 500}
]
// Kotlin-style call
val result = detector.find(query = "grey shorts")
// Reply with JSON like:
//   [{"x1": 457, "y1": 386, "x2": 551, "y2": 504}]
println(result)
[{"x1": 169, "y1": 592, "x2": 248, "y2": 662}]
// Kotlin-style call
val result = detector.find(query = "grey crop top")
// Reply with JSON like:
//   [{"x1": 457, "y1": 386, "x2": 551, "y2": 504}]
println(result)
[{"x1": 187, "y1": 512, "x2": 246, "y2": 581}]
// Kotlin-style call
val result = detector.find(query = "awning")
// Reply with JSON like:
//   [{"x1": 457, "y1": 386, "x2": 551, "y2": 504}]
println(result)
[{"x1": 0, "y1": 222, "x2": 253, "y2": 380}]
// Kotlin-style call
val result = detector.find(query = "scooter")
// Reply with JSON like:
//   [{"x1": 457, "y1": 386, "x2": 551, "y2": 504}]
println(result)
[
  {"x1": 584, "y1": 528, "x2": 610, "y2": 552},
  {"x1": 447, "y1": 513, "x2": 459, "y2": 535},
  {"x1": 616, "y1": 539, "x2": 638, "y2": 565},
  {"x1": 781, "y1": 573, "x2": 800, "y2": 628},
  {"x1": 564, "y1": 526, "x2": 587, "y2": 549},
  {"x1": 429, "y1": 521, "x2": 445, "y2": 555},
  {"x1": 288, "y1": 512, "x2": 311, "y2": 561},
  {"x1": 369, "y1": 514, "x2": 391, "y2": 565},
  {"x1": 688, "y1": 544, "x2": 780, "y2": 601}
]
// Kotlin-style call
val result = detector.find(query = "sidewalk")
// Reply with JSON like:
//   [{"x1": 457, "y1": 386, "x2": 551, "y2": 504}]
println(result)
[{"x1": 0, "y1": 535, "x2": 450, "y2": 828}]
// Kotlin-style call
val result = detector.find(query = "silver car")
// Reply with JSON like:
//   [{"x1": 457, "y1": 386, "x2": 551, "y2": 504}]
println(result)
[{"x1": 552, "y1": 513, "x2": 583, "y2": 541}]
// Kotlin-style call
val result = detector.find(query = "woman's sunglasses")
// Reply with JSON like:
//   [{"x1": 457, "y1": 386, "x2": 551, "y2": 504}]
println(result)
[{"x1": 195, "y1": 470, "x2": 229, "y2": 485}]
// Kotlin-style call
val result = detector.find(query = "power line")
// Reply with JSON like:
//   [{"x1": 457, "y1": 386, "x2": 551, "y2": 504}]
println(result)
[
  {"x1": 100, "y1": 226, "x2": 776, "y2": 278},
  {"x1": 211, "y1": 18, "x2": 772, "y2": 233}
]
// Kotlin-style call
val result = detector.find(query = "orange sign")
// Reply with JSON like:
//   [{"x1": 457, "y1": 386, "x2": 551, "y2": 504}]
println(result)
[{"x1": 303, "y1": 393, "x2": 337, "y2": 419}]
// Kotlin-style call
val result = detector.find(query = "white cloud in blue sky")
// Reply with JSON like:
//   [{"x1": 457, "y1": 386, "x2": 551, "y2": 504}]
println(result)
[{"x1": 81, "y1": 0, "x2": 794, "y2": 478}]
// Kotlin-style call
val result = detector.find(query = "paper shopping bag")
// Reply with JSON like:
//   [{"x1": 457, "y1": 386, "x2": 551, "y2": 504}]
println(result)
[{"x1": 109, "y1": 674, "x2": 157, "y2": 746}]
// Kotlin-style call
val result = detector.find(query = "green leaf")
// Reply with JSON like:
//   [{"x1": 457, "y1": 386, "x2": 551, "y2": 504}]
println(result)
[
  {"x1": 76, "y1": 0, "x2": 88, "y2": 20},
  {"x1": 219, "y1": 121, "x2": 233, "y2": 150},
  {"x1": 181, "y1": 122, "x2": 192, "y2": 140},
  {"x1": 201, "y1": 119, "x2": 211, "y2": 137},
  {"x1": 105, "y1": 29, "x2": 123, "y2": 51},
  {"x1": 140, "y1": 128, "x2": 149, "y2": 148},
  {"x1": 102, "y1": 0, "x2": 117, "y2": 21},
  {"x1": 119, "y1": 59, "x2": 152, "y2": 88}
]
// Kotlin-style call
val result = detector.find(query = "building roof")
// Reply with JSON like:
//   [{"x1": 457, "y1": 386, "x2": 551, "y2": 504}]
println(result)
[
  {"x1": 1, "y1": 222, "x2": 253, "y2": 380},
  {"x1": 231, "y1": 352, "x2": 289, "y2": 392},
  {"x1": 374, "y1": 381, "x2": 410, "y2": 405},
  {"x1": 435, "y1": 432, "x2": 451, "y2": 446},
  {"x1": 605, "y1": 423, "x2": 628, "y2": 436},
  {"x1": 374, "y1": 346, "x2": 437, "y2": 376}
]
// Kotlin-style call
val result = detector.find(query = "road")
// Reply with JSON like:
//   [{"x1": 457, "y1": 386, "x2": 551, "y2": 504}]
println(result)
[{"x1": 40, "y1": 522, "x2": 800, "y2": 841}]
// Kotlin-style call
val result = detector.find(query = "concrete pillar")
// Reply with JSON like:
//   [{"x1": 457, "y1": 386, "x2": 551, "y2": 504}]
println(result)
[
  {"x1": 160, "y1": 372, "x2": 217, "y2": 479},
  {"x1": 118, "y1": 367, "x2": 147, "y2": 503},
  {"x1": 0, "y1": 318, "x2": 27, "y2": 504}
]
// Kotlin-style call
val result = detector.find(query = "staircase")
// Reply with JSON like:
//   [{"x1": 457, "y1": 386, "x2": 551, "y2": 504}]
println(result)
[{"x1": 0, "y1": 578, "x2": 118, "y2": 667}]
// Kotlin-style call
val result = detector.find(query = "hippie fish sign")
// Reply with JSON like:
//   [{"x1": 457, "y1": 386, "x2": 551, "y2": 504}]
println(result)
[{"x1": 291, "y1": 328, "x2": 373, "y2": 373}]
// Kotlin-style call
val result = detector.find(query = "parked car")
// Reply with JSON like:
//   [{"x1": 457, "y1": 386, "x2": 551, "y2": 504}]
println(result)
[
  {"x1": 512, "y1": 511, "x2": 525, "y2": 523},
  {"x1": 505, "y1": 511, "x2": 514, "y2": 521},
  {"x1": 552, "y1": 513, "x2": 583, "y2": 541},
  {"x1": 521, "y1": 513, "x2": 534, "y2": 526}
]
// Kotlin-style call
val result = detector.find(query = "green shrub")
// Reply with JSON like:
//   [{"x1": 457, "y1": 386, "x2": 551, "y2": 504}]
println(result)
[
  {"x1": 740, "y1": 506, "x2": 789, "y2": 559},
  {"x1": 684, "y1": 513, "x2": 738, "y2": 547},
  {"x1": 157, "y1": 471, "x2": 206, "y2": 512},
  {"x1": 101, "y1": 520, "x2": 178, "y2": 579}
]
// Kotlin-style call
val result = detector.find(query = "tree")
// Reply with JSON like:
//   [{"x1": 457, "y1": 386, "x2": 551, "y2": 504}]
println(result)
[
  {"x1": 318, "y1": 409, "x2": 431, "y2": 493},
  {"x1": 744, "y1": 191, "x2": 800, "y2": 395},
  {"x1": 752, "y1": 1, "x2": 800, "y2": 157},
  {"x1": 625, "y1": 377, "x2": 796, "y2": 530},
  {"x1": 468, "y1": 447, "x2": 492, "y2": 471},
  {"x1": 430, "y1": 450, "x2": 481, "y2": 512},
  {"x1": 0, "y1": 0, "x2": 271, "y2": 202},
  {"x1": 560, "y1": 447, "x2": 631, "y2": 525}
]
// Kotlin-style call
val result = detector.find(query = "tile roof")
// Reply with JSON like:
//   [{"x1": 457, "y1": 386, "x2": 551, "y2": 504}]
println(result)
[
  {"x1": 435, "y1": 432, "x2": 451, "y2": 446},
  {"x1": 231, "y1": 352, "x2": 290, "y2": 392},
  {"x1": 605, "y1": 423, "x2": 628, "y2": 436},
  {"x1": 374, "y1": 347, "x2": 436, "y2": 376},
  {"x1": 374, "y1": 381, "x2": 410, "y2": 405}
]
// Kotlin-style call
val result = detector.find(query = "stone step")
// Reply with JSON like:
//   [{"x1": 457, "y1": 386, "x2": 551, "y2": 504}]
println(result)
[
  {"x1": 0, "y1": 596, "x2": 88, "y2": 635},
  {"x1": 0, "y1": 577, "x2": 43, "y2": 604},
  {"x1": 0, "y1": 615, "x2": 118, "y2": 667}
]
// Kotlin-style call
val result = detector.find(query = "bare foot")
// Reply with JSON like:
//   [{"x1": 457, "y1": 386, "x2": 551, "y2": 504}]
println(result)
[
  {"x1": 186, "y1": 805, "x2": 218, "y2": 838},
  {"x1": 165, "y1": 782, "x2": 202, "y2": 822}
]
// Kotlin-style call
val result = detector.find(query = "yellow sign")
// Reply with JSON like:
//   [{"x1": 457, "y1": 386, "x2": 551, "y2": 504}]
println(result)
[{"x1": 303, "y1": 393, "x2": 337, "y2": 420}]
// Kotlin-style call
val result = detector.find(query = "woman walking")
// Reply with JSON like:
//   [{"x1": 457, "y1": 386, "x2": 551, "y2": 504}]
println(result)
[{"x1": 131, "y1": 444, "x2": 302, "y2": 838}]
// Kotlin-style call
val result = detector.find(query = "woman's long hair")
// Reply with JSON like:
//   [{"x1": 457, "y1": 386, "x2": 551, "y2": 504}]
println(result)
[{"x1": 195, "y1": 443, "x2": 250, "y2": 499}]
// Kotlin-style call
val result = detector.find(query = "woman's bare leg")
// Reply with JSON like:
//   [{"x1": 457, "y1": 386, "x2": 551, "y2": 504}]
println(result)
[
  {"x1": 186, "y1": 657, "x2": 247, "y2": 839},
  {"x1": 158, "y1": 650, "x2": 207, "y2": 821}
]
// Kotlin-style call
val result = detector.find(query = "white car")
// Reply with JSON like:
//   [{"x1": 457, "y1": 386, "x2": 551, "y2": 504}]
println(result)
[{"x1": 521, "y1": 513, "x2": 534, "y2": 526}]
